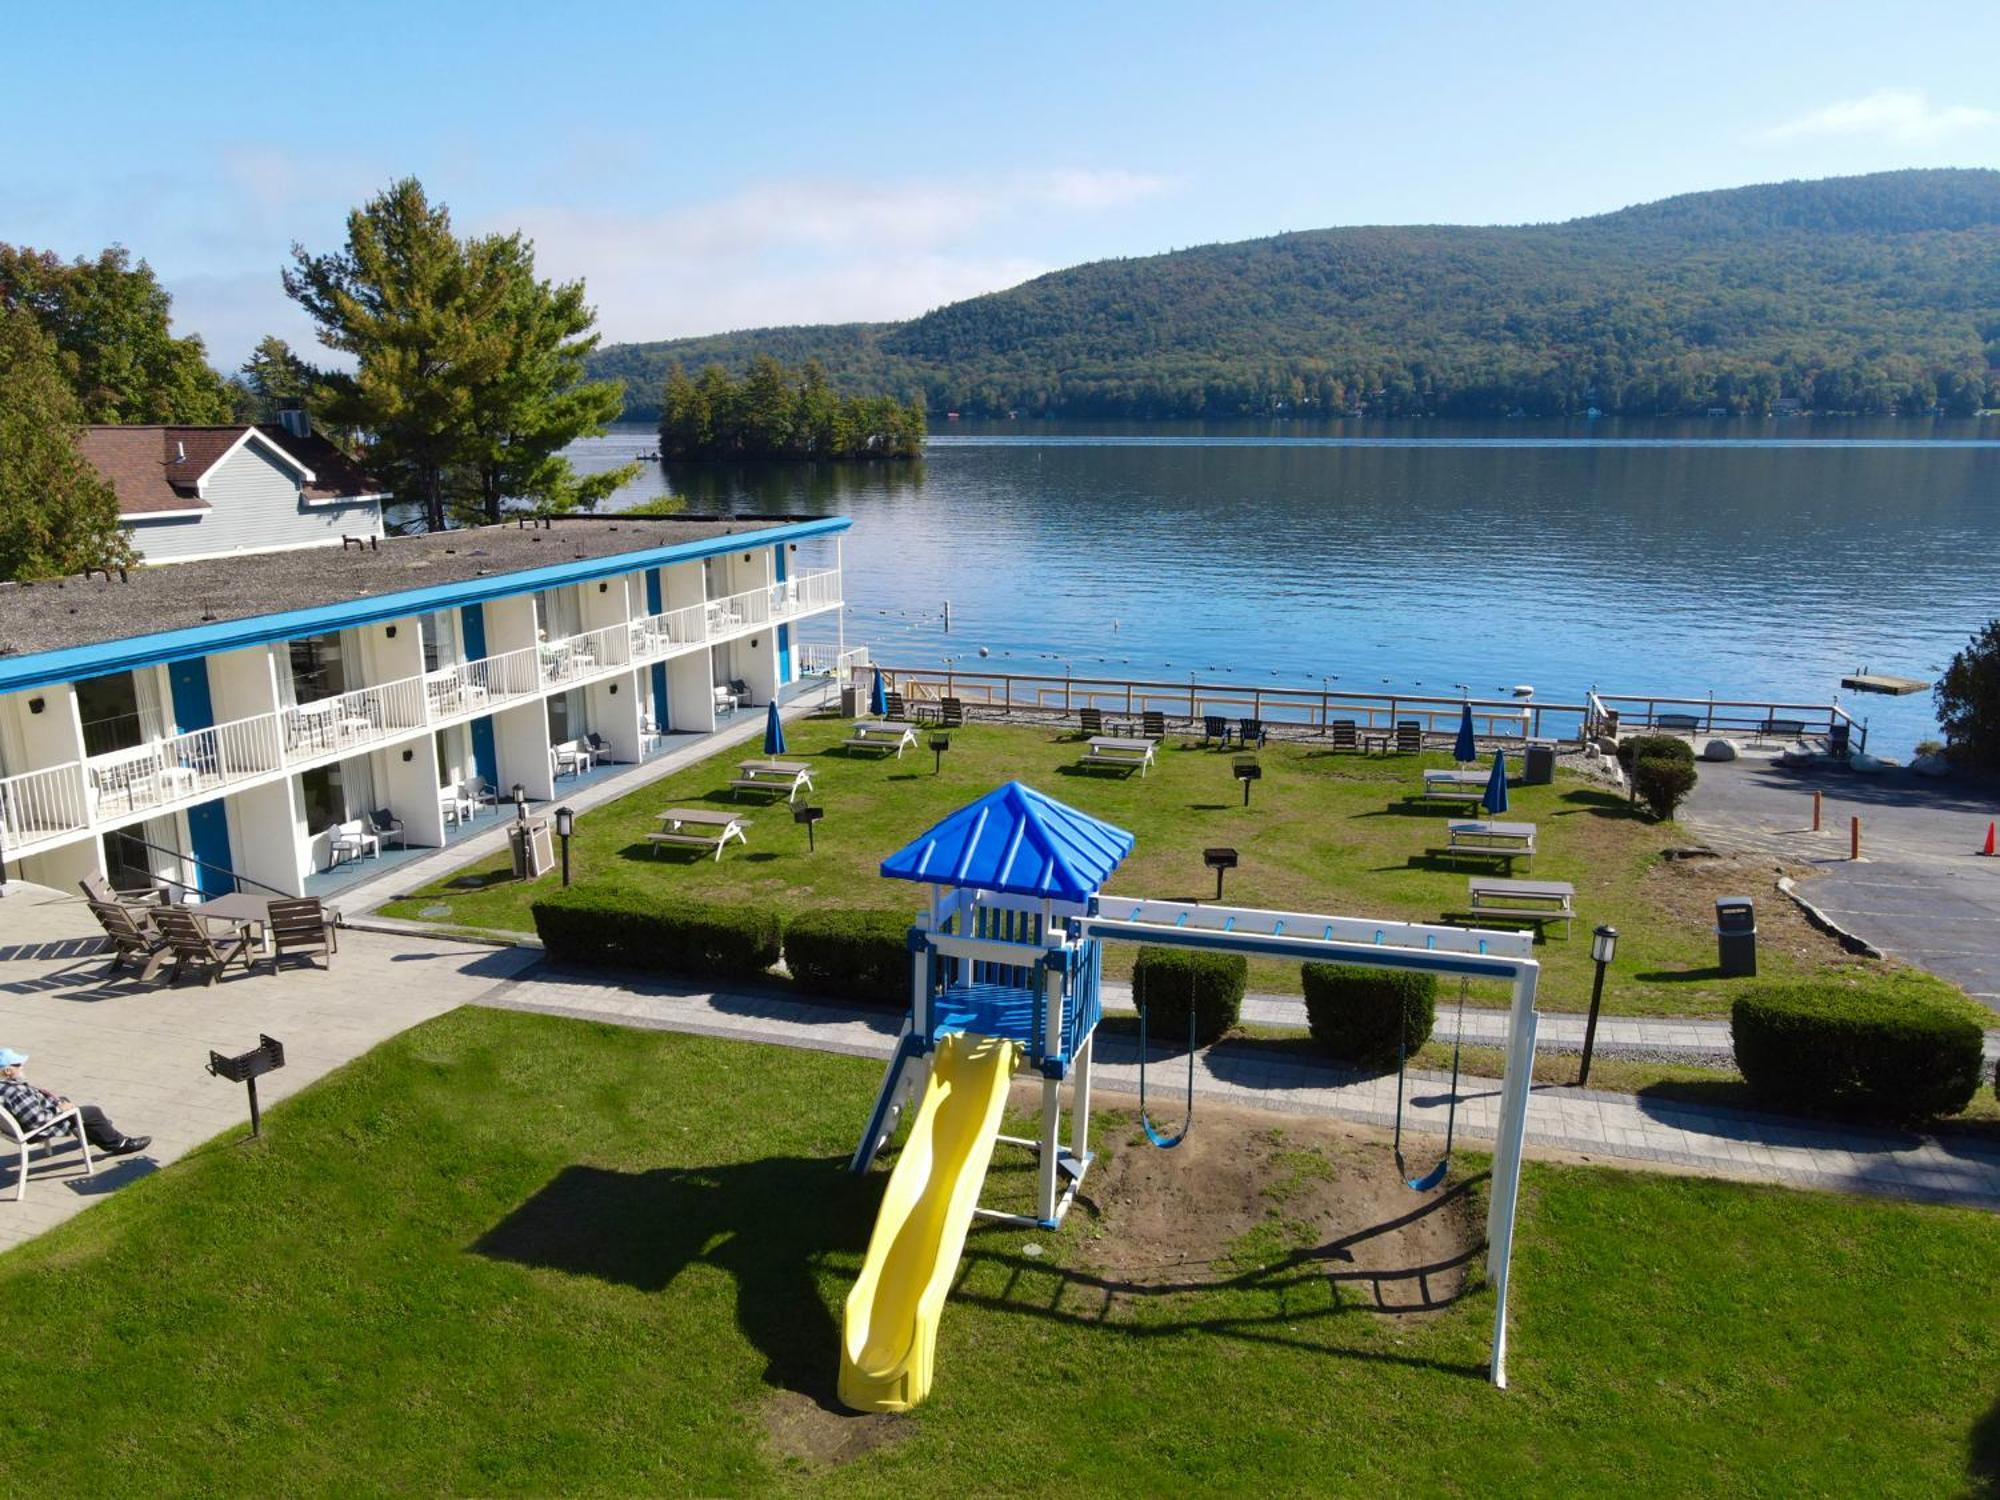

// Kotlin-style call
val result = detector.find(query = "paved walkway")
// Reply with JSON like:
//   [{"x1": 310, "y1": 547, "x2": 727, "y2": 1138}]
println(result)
[
  {"x1": 481, "y1": 963, "x2": 2000, "y2": 1212},
  {"x1": 0, "y1": 884, "x2": 534, "y2": 1250},
  {"x1": 1101, "y1": 983, "x2": 2000, "y2": 1067},
  {"x1": 1685, "y1": 757, "x2": 2000, "y2": 1007}
]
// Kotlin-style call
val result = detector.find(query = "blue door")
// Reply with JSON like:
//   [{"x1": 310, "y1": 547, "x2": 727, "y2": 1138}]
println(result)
[
  {"x1": 168, "y1": 660, "x2": 234, "y2": 895},
  {"x1": 773, "y1": 548, "x2": 792, "y2": 684},
  {"x1": 459, "y1": 605, "x2": 500, "y2": 784},
  {"x1": 645, "y1": 570, "x2": 670, "y2": 731}
]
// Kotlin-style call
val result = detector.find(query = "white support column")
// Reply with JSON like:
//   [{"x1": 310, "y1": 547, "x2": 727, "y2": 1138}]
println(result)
[
  {"x1": 232, "y1": 777, "x2": 307, "y2": 896},
  {"x1": 377, "y1": 740, "x2": 446, "y2": 848},
  {"x1": 493, "y1": 699, "x2": 555, "y2": 802},
  {"x1": 1069, "y1": 1029, "x2": 1093, "y2": 1163},
  {"x1": 1486, "y1": 961, "x2": 1540, "y2": 1390},
  {"x1": 1035, "y1": 1079, "x2": 1061, "y2": 1227}
]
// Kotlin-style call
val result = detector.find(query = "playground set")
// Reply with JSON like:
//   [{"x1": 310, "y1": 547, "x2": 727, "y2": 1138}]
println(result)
[{"x1": 837, "y1": 780, "x2": 1544, "y2": 1414}]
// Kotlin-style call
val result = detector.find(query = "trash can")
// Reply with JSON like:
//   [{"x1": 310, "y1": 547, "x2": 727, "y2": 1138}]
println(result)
[
  {"x1": 509, "y1": 818, "x2": 542, "y2": 880},
  {"x1": 1715, "y1": 897, "x2": 1757, "y2": 977},
  {"x1": 1523, "y1": 739, "x2": 1557, "y2": 786},
  {"x1": 840, "y1": 685, "x2": 861, "y2": 718}
]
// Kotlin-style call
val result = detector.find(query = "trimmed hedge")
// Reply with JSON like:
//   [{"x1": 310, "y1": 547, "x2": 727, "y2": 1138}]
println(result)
[
  {"x1": 784, "y1": 909, "x2": 912, "y2": 1006},
  {"x1": 1632, "y1": 754, "x2": 1699, "y2": 820},
  {"x1": 1132, "y1": 945, "x2": 1247, "y2": 1047},
  {"x1": 1301, "y1": 962, "x2": 1436, "y2": 1065},
  {"x1": 1731, "y1": 974, "x2": 1988, "y2": 1121},
  {"x1": 1617, "y1": 733, "x2": 1696, "y2": 770},
  {"x1": 532, "y1": 887, "x2": 781, "y2": 981}
]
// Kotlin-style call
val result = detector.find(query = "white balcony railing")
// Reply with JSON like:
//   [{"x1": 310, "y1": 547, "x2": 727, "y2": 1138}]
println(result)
[
  {"x1": 0, "y1": 762, "x2": 91, "y2": 851},
  {"x1": 773, "y1": 567, "x2": 842, "y2": 618},
  {"x1": 630, "y1": 600, "x2": 708, "y2": 661},
  {"x1": 31, "y1": 563, "x2": 844, "y2": 850}
]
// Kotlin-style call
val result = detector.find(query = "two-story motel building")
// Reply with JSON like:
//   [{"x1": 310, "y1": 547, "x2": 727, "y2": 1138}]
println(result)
[{"x1": 0, "y1": 514, "x2": 850, "y2": 899}]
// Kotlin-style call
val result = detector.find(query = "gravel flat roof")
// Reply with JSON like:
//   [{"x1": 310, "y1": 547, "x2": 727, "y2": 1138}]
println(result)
[{"x1": 0, "y1": 517, "x2": 801, "y2": 659}]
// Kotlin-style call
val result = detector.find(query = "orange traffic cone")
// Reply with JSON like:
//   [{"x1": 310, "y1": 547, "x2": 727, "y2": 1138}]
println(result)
[{"x1": 1984, "y1": 821, "x2": 1997, "y2": 857}]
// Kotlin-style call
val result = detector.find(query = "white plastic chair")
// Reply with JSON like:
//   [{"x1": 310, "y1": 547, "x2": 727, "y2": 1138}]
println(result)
[
  {"x1": 0, "y1": 1102, "x2": 94, "y2": 1202},
  {"x1": 328, "y1": 819, "x2": 379, "y2": 865}
]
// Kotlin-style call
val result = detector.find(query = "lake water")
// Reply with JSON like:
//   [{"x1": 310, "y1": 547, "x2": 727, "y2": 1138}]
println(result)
[{"x1": 566, "y1": 418, "x2": 2000, "y2": 755}]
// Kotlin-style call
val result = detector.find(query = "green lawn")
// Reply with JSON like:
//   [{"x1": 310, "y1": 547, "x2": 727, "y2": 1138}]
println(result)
[
  {"x1": 385, "y1": 715, "x2": 1856, "y2": 1017},
  {"x1": 0, "y1": 1009, "x2": 1991, "y2": 1496}
]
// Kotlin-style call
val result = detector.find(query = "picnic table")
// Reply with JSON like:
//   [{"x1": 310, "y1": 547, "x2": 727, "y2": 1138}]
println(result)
[
  {"x1": 191, "y1": 893, "x2": 276, "y2": 952},
  {"x1": 1465, "y1": 877, "x2": 1574, "y2": 936},
  {"x1": 647, "y1": 808, "x2": 751, "y2": 860},
  {"x1": 843, "y1": 721, "x2": 918, "y2": 758},
  {"x1": 729, "y1": 759, "x2": 814, "y2": 801},
  {"x1": 1431, "y1": 820, "x2": 1537, "y2": 869},
  {"x1": 1414, "y1": 769, "x2": 1489, "y2": 804},
  {"x1": 1081, "y1": 736, "x2": 1156, "y2": 776}
]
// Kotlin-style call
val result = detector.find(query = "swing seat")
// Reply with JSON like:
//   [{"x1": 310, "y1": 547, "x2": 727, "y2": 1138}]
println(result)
[{"x1": 1404, "y1": 1160, "x2": 1448, "y2": 1193}]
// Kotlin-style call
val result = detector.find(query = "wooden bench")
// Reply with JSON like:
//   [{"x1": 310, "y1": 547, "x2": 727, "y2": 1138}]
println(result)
[
  {"x1": 1655, "y1": 713, "x2": 1701, "y2": 735},
  {"x1": 1756, "y1": 717, "x2": 1808, "y2": 746},
  {"x1": 1465, "y1": 877, "x2": 1574, "y2": 936}
]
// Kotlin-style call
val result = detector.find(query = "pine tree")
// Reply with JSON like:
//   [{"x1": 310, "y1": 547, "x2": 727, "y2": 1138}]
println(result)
[{"x1": 0, "y1": 309, "x2": 135, "y2": 579}]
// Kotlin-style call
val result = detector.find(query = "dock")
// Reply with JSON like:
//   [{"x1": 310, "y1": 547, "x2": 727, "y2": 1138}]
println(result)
[{"x1": 1840, "y1": 672, "x2": 1930, "y2": 696}]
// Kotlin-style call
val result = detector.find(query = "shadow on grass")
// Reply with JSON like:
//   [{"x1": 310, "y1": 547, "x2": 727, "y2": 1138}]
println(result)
[
  {"x1": 474, "y1": 1157, "x2": 875, "y2": 1409},
  {"x1": 443, "y1": 867, "x2": 517, "y2": 893},
  {"x1": 953, "y1": 1172, "x2": 1493, "y2": 1377},
  {"x1": 1555, "y1": 788, "x2": 1648, "y2": 822},
  {"x1": 1971, "y1": 1392, "x2": 2000, "y2": 1498},
  {"x1": 1635, "y1": 966, "x2": 1726, "y2": 983}
]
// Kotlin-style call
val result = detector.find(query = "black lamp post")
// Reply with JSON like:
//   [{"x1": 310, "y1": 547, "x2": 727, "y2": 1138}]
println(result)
[
  {"x1": 554, "y1": 805, "x2": 575, "y2": 887},
  {"x1": 794, "y1": 803, "x2": 824, "y2": 852},
  {"x1": 1203, "y1": 847, "x2": 1238, "y2": 901},
  {"x1": 1233, "y1": 760, "x2": 1262, "y2": 807},
  {"x1": 512, "y1": 783, "x2": 527, "y2": 822},
  {"x1": 1578, "y1": 924, "x2": 1618, "y2": 1086},
  {"x1": 929, "y1": 734, "x2": 950, "y2": 775}
]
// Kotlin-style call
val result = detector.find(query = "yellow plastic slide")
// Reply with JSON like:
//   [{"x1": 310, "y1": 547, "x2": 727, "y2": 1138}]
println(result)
[{"x1": 839, "y1": 1031, "x2": 1019, "y2": 1413}]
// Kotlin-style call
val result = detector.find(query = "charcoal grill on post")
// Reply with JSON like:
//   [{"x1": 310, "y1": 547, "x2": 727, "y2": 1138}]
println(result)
[{"x1": 207, "y1": 1034, "x2": 285, "y2": 1138}]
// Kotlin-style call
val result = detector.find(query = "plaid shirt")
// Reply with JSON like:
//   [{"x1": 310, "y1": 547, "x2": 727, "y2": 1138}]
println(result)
[{"x1": 0, "y1": 1078, "x2": 68, "y2": 1135}]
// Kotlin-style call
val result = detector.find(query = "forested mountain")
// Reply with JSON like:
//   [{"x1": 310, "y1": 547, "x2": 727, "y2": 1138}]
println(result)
[{"x1": 589, "y1": 170, "x2": 2000, "y2": 421}]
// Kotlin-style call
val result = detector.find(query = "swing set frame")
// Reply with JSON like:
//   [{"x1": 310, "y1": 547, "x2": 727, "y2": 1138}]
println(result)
[{"x1": 859, "y1": 883, "x2": 1543, "y2": 1389}]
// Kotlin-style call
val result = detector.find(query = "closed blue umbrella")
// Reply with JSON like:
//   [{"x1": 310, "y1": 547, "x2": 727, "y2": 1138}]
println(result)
[
  {"x1": 1483, "y1": 749, "x2": 1510, "y2": 816},
  {"x1": 870, "y1": 667, "x2": 887, "y2": 716},
  {"x1": 763, "y1": 700, "x2": 786, "y2": 755},
  {"x1": 1453, "y1": 701, "x2": 1476, "y2": 765}
]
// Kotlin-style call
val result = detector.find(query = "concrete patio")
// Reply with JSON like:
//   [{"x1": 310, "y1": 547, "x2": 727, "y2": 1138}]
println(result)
[{"x1": 0, "y1": 883, "x2": 534, "y2": 1250}]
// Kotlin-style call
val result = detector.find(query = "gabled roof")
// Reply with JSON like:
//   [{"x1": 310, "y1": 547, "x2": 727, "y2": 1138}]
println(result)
[
  {"x1": 879, "y1": 781, "x2": 1134, "y2": 901},
  {"x1": 76, "y1": 424, "x2": 384, "y2": 517}
]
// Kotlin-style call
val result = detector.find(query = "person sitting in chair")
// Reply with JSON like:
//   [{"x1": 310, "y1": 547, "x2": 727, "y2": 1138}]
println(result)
[{"x1": 0, "y1": 1050, "x2": 149, "y2": 1156}]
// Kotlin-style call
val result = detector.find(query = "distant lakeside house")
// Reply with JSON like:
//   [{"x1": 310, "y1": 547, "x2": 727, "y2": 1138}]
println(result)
[{"x1": 78, "y1": 411, "x2": 387, "y2": 564}]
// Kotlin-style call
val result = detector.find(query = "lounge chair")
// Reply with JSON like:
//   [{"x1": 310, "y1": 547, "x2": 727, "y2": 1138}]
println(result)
[
  {"x1": 0, "y1": 1102, "x2": 93, "y2": 1202},
  {"x1": 585, "y1": 731, "x2": 615, "y2": 764},
  {"x1": 1202, "y1": 714, "x2": 1230, "y2": 746},
  {"x1": 80, "y1": 872, "x2": 165, "y2": 908},
  {"x1": 85, "y1": 899, "x2": 172, "y2": 982},
  {"x1": 153, "y1": 906, "x2": 255, "y2": 987},
  {"x1": 1142, "y1": 710, "x2": 1166, "y2": 741},
  {"x1": 1238, "y1": 718, "x2": 1268, "y2": 749},
  {"x1": 1079, "y1": 707, "x2": 1105, "y2": 737},
  {"x1": 1329, "y1": 719, "x2": 1358, "y2": 752},
  {"x1": 883, "y1": 691, "x2": 908, "y2": 722},
  {"x1": 1394, "y1": 721, "x2": 1423, "y2": 754},
  {"x1": 267, "y1": 897, "x2": 339, "y2": 970},
  {"x1": 728, "y1": 678, "x2": 752, "y2": 708},
  {"x1": 369, "y1": 808, "x2": 406, "y2": 850},
  {"x1": 939, "y1": 697, "x2": 965, "y2": 729}
]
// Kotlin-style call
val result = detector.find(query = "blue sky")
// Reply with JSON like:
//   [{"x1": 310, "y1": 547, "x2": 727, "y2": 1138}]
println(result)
[{"x1": 5, "y1": 1, "x2": 1997, "y2": 370}]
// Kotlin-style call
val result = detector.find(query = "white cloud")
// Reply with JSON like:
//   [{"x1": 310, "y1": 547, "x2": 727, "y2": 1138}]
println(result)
[
  {"x1": 1761, "y1": 88, "x2": 1999, "y2": 145},
  {"x1": 500, "y1": 169, "x2": 1175, "y2": 343}
]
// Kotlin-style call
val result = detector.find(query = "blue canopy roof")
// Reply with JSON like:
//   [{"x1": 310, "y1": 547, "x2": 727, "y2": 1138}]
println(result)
[{"x1": 879, "y1": 781, "x2": 1134, "y2": 901}]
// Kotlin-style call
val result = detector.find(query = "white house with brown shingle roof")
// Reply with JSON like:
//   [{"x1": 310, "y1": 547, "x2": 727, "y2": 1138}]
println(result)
[{"x1": 78, "y1": 411, "x2": 386, "y2": 564}]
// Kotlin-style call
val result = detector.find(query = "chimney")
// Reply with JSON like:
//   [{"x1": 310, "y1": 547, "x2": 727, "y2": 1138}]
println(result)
[{"x1": 278, "y1": 406, "x2": 310, "y2": 439}]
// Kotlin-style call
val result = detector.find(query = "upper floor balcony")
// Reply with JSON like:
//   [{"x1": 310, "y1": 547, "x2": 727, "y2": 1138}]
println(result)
[{"x1": 0, "y1": 566, "x2": 844, "y2": 858}]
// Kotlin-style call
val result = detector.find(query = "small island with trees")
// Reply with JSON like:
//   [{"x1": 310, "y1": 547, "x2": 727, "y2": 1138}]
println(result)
[{"x1": 658, "y1": 355, "x2": 924, "y2": 460}]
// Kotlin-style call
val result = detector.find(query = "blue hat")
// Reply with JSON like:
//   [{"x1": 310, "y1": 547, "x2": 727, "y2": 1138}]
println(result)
[{"x1": 0, "y1": 1049, "x2": 26, "y2": 1068}]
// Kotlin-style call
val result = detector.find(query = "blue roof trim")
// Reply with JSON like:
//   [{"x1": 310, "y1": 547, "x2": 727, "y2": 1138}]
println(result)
[
  {"x1": 0, "y1": 517, "x2": 850, "y2": 694},
  {"x1": 879, "y1": 781, "x2": 1134, "y2": 901}
]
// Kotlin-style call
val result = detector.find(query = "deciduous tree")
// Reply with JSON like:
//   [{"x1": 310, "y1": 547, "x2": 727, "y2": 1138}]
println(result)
[{"x1": 0, "y1": 309, "x2": 135, "y2": 579}]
